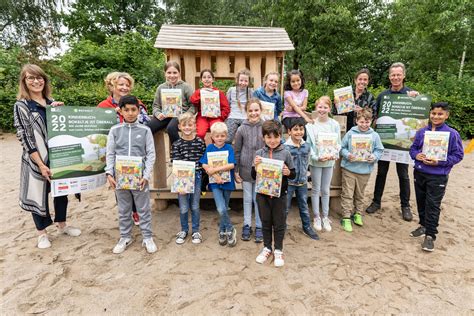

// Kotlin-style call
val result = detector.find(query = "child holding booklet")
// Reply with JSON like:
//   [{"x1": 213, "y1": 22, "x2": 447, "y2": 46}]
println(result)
[
  {"x1": 148, "y1": 61, "x2": 195, "y2": 145},
  {"x1": 409, "y1": 102, "x2": 464, "y2": 252},
  {"x1": 171, "y1": 112, "x2": 207, "y2": 245},
  {"x1": 200, "y1": 122, "x2": 237, "y2": 247},
  {"x1": 306, "y1": 96, "x2": 341, "y2": 232},
  {"x1": 191, "y1": 69, "x2": 230, "y2": 140},
  {"x1": 340, "y1": 108, "x2": 383, "y2": 233},
  {"x1": 282, "y1": 69, "x2": 313, "y2": 131},
  {"x1": 253, "y1": 72, "x2": 282, "y2": 121},
  {"x1": 234, "y1": 98, "x2": 265, "y2": 242},
  {"x1": 105, "y1": 95, "x2": 157, "y2": 254},
  {"x1": 225, "y1": 68, "x2": 254, "y2": 143},
  {"x1": 252, "y1": 120, "x2": 295, "y2": 267}
]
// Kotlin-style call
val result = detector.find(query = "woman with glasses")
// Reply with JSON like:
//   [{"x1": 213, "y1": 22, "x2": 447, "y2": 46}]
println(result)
[{"x1": 13, "y1": 64, "x2": 81, "y2": 249}]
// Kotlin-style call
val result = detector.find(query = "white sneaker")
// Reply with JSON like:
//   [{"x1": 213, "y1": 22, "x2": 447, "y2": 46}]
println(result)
[
  {"x1": 256, "y1": 247, "x2": 272, "y2": 264},
  {"x1": 59, "y1": 225, "x2": 82, "y2": 237},
  {"x1": 37, "y1": 234, "x2": 51, "y2": 249},
  {"x1": 113, "y1": 237, "x2": 133, "y2": 254},
  {"x1": 142, "y1": 238, "x2": 157, "y2": 253},
  {"x1": 313, "y1": 217, "x2": 322, "y2": 231},
  {"x1": 191, "y1": 232, "x2": 202, "y2": 244},
  {"x1": 322, "y1": 217, "x2": 332, "y2": 232},
  {"x1": 274, "y1": 249, "x2": 285, "y2": 267},
  {"x1": 175, "y1": 231, "x2": 188, "y2": 244}
]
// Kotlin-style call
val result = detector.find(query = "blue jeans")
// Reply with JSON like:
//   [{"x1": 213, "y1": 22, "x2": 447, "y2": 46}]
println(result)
[
  {"x1": 177, "y1": 171, "x2": 202, "y2": 233},
  {"x1": 212, "y1": 188, "x2": 233, "y2": 232},
  {"x1": 242, "y1": 181, "x2": 262, "y2": 228},
  {"x1": 286, "y1": 184, "x2": 311, "y2": 229}
]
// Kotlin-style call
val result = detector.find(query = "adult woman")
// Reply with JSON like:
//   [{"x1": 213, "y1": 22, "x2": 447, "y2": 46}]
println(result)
[
  {"x1": 147, "y1": 61, "x2": 195, "y2": 145},
  {"x1": 336, "y1": 68, "x2": 376, "y2": 131},
  {"x1": 97, "y1": 72, "x2": 149, "y2": 124},
  {"x1": 14, "y1": 64, "x2": 81, "y2": 249}
]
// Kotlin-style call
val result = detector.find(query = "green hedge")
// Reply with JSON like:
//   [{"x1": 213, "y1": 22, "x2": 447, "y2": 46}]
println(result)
[{"x1": 2, "y1": 77, "x2": 472, "y2": 139}]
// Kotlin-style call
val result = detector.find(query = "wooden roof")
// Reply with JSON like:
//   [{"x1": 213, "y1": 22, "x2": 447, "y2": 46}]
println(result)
[{"x1": 154, "y1": 24, "x2": 294, "y2": 52}]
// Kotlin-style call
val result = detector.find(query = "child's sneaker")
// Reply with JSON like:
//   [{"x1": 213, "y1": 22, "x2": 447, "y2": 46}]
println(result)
[
  {"x1": 37, "y1": 234, "x2": 51, "y2": 249},
  {"x1": 352, "y1": 213, "x2": 363, "y2": 226},
  {"x1": 191, "y1": 232, "x2": 202, "y2": 244},
  {"x1": 175, "y1": 231, "x2": 188, "y2": 244},
  {"x1": 410, "y1": 226, "x2": 426, "y2": 237},
  {"x1": 132, "y1": 212, "x2": 140, "y2": 226},
  {"x1": 273, "y1": 249, "x2": 285, "y2": 267},
  {"x1": 255, "y1": 227, "x2": 263, "y2": 243},
  {"x1": 255, "y1": 247, "x2": 272, "y2": 264},
  {"x1": 218, "y1": 232, "x2": 227, "y2": 246},
  {"x1": 142, "y1": 237, "x2": 157, "y2": 253},
  {"x1": 241, "y1": 225, "x2": 251, "y2": 241},
  {"x1": 113, "y1": 237, "x2": 133, "y2": 254},
  {"x1": 227, "y1": 227, "x2": 237, "y2": 247},
  {"x1": 322, "y1": 217, "x2": 332, "y2": 232},
  {"x1": 313, "y1": 217, "x2": 322, "y2": 231},
  {"x1": 421, "y1": 236, "x2": 434, "y2": 252},
  {"x1": 341, "y1": 218, "x2": 353, "y2": 232}
]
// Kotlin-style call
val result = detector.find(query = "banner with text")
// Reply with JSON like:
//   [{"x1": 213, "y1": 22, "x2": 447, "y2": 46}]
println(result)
[
  {"x1": 47, "y1": 106, "x2": 116, "y2": 197},
  {"x1": 375, "y1": 94, "x2": 431, "y2": 164}
]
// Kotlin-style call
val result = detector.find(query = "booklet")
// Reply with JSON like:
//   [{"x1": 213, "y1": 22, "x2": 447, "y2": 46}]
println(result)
[
  {"x1": 334, "y1": 86, "x2": 355, "y2": 114},
  {"x1": 260, "y1": 101, "x2": 275, "y2": 121},
  {"x1": 115, "y1": 155, "x2": 143, "y2": 190},
  {"x1": 161, "y1": 89, "x2": 183, "y2": 117},
  {"x1": 422, "y1": 131, "x2": 450, "y2": 161},
  {"x1": 201, "y1": 89, "x2": 221, "y2": 118},
  {"x1": 351, "y1": 134, "x2": 373, "y2": 161},
  {"x1": 207, "y1": 151, "x2": 230, "y2": 183},
  {"x1": 171, "y1": 160, "x2": 196, "y2": 194},
  {"x1": 317, "y1": 132, "x2": 340, "y2": 159},
  {"x1": 255, "y1": 157, "x2": 284, "y2": 197}
]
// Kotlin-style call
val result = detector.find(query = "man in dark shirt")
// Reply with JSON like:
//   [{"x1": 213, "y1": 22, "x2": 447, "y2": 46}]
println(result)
[{"x1": 366, "y1": 62, "x2": 419, "y2": 221}]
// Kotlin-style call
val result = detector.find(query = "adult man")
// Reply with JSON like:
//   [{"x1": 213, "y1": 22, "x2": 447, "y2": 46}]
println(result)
[{"x1": 366, "y1": 62, "x2": 419, "y2": 221}]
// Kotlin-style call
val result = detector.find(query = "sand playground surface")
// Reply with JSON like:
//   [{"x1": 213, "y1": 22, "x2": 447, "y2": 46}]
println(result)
[{"x1": 1, "y1": 133, "x2": 473, "y2": 314}]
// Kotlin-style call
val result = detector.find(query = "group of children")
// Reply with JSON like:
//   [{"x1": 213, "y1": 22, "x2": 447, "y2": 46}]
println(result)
[{"x1": 104, "y1": 63, "x2": 464, "y2": 265}]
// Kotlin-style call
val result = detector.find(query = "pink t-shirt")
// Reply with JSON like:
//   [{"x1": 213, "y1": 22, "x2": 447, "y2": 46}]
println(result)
[{"x1": 282, "y1": 89, "x2": 309, "y2": 118}]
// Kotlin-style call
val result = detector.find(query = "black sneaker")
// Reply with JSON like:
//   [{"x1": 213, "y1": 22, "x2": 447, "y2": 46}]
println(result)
[
  {"x1": 255, "y1": 227, "x2": 263, "y2": 243},
  {"x1": 303, "y1": 226, "x2": 320, "y2": 240},
  {"x1": 218, "y1": 232, "x2": 227, "y2": 246},
  {"x1": 366, "y1": 202, "x2": 381, "y2": 214},
  {"x1": 402, "y1": 206, "x2": 413, "y2": 222},
  {"x1": 421, "y1": 236, "x2": 435, "y2": 252},
  {"x1": 410, "y1": 226, "x2": 426, "y2": 237},
  {"x1": 241, "y1": 225, "x2": 251, "y2": 241}
]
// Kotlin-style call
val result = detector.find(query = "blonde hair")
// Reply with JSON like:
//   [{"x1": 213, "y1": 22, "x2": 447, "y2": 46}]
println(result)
[
  {"x1": 17, "y1": 64, "x2": 52, "y2": 100},
  {"x1": 316, "y1": 96, "x2": 332, "y2": 109},
  {"x1": 356, "y1": 108, "x2": 373, "y2": 121},
  {"x1": 263, "y1": 72, "x2": 280, "y2": 89},
  {"x1": 178, "y1": 112, "x2": 196, "y2": 125},
  {"x1": 235, "y1": 68, "x2": 252, "y2": 111},
  {"x1": 104, "y1": 72, "x2": 135, "y2": 94},
  {"x1": 210, "y1": 122, "x2": 228, "y2": 135},
  {"x1": 246, "y1": 98, "x2": 262, "y2": 112}
]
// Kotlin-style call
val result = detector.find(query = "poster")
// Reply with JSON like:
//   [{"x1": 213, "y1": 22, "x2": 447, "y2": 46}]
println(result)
[
  {"x1": 207, "y1": 151, "x2": 230, "y2": 184},
  {"x1": 351, "y1": 134, "x2": 373, "y2": 161},
  {"x1": 47, "y1": 106, "x2": 116, "y2": 197},
  {"x1": 255, "y1": 158, "x2": 284, "y2": 197},
  {"x1": 334, "y1": 86, "x2": 355, "y2": 114},
  {"x1": 375, "y1": 94, "x2": 431, "y2": 164},
  {"x1": 161, "y1": 88, "x2": 183, "y2": 117},
  {"x1": 317, "y1": 132, "x2": 340, "y2": 159},
  {"x1": 115, "y1": 156, "x2": 143, "y2": 190},
  {"x1": 201, "y1": 89, "x2": 221, "y2": 118},
  {"x1": 260, "y1": 101, "x2": 275, "y2": 121},
  {"x1": 422, "y1": 131, "x2": 450, "y2": 161},
  {"x1": 171, "y1": 160, "x2": 196, "y2": 193}
]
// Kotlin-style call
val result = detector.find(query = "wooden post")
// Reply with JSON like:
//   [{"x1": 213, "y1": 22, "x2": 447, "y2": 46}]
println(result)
[
  {"x1": 183, "y1": 51, "x2": 197, "y2": 89},
  {"x1": 234, "y1": 52, "x2": 246, "y2": 73},
  {"x1": 153, "y1": 131, "x2": 169, "y2": 211},
  {"x1": 200, "y1": 51, "x2": 211, "y2": 71},
  {"x1": 265, "y1": 51, "x2": 277, "y2": 73},
  {"x1": 215, "y1": 52, "x2": 229, "y2": 78},
  {"x1": 249, "y1": 52, "x2": 262, "y2": 88},
  {"x1": 168, "y1": 50, "x2": 180, "y2": 64}
]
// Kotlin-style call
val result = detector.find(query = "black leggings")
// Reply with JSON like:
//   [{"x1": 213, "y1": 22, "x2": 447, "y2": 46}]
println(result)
[
  {"x1": 32, "y1": 195, "x2": 68, "y2": 231},
  {"x1": 257, "y1": 193, "x2": 287, "y2": 251}
]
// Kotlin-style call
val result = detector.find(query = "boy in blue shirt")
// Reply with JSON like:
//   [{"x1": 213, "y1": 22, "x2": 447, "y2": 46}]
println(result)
[
  {"x1": 409, "y1": 102, "x2": 464, "y2": 252},
  {"x1": 340, "y1": 108, "x2": 384, "y2": 232},
  {"x1": 284, "y1": 118, "x2": 319, "y2": 240},
  {"x1": 200, "y1": 122, "x2": 238, "y2": 247}
]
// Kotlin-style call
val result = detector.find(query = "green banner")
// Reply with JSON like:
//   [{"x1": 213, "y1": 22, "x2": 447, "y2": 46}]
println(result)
[
  {"x1": 375, "y1": 94, "x2": 431, "y2": 163},
  {"x1": 46, "y1": 106, "x2": 116, "y2": 197}
]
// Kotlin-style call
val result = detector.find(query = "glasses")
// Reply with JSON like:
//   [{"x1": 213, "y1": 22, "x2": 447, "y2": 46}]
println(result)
[{"x1": 25, "y1": 76, "x2": 45, "y2": 82}]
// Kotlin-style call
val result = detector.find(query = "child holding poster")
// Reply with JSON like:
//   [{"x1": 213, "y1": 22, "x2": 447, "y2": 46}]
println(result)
[
  {"x1": 200, "y1": 123, "x2": 237, "y2": 247},
  {"x1": 171, "y1": 112, "x2": 206, "y2": 245},
  {"x1": 190, "y1": 69, "x2": 230, "y2": 140},
  {"x1": 252, "y1": 120, "x2": 295, "y2": 267},
  {"x1": 105, "y1": 95, "x2": 157, "y2": 254},
  {"x1": 340, "y1": 109, "x2": 383, "y2": 233},
  {"x1": 253, "y1": 72, "x2": 282, "y2": 121},
  {"x1": 409, "y1": 102, "x2": 464, "y2": 252}
]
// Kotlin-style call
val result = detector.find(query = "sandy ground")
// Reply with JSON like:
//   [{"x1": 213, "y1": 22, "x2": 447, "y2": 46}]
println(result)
[{"x1": 1, "y1": 132, "x2": 473, "y2": 315}]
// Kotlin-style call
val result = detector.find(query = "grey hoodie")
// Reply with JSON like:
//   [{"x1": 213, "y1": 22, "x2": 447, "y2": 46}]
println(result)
[
  {"x1": 233, "y1": 119, "x2": 265, "y2": 182},
  {"x1": 152, "y1": 80, "x2": 195, "y2": 117},
  {"x1": 105, "y1": 120, "x2": 156, "y2": 181}
]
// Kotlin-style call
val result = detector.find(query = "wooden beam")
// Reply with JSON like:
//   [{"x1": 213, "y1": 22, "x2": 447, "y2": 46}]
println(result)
[
  {"x1": 234, "y1": 52, "x2": 246, "y2": 72},
  {"x1": 249, "y1": 52, "x2": 262, "y2": 88},
  {"x1": 215, "y1": 51, "x2": 229, "y2": 77},
  {"x1": 183, "y1": 51, "x2": 197, "y2": 90},
  {"x1": 168, "y1": 50, "x2": 180, "y2": 64},
  {"x1": 265, "y1": 51, "x2": 277, "y2": 73},
  {"x1": 200, "y1": 51, "x2": 211, "y2": 71},
  {"x1": 152, "y1": 130, "x2": 169, "y2": 211}
]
